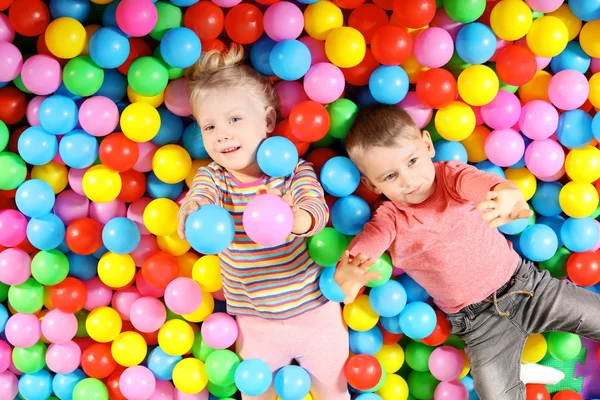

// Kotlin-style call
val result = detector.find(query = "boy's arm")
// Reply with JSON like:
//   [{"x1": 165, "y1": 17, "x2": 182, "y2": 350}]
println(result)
[
  {"x1": 287, "y1": 160, "x2": 329, "y2": 237},
  {"x1": 177, "y1": 167, "x2": 220, "y2": 238},
  {"x1": 446, "y1": 160, "x2": 509, "y2": 204}
]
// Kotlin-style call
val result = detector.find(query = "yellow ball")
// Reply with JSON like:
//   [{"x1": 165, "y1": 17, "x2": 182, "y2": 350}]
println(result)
[
  {"x1": 158, "y1": 319, "x2": 195, "y2": 356},
  {"x1": 176, "y1": 252, "x2": 200, "y2": 279},
  {"x1": 303, "y1": 0, "x2": 344, "y2": 40},
  {"x1": 490, "y1": 0, "x2": 533, "y2": 41},
  {"x1": 457, "y1": 65, "x2": 499, "y2": 106},
  {"x1": 461, "y1": 125, "x2": 490, "y2": 163},
  {"x1": 157, "y1": 233, "x2": 191, "y2": 257},
  {"x1": 278, "y1": 395, "x2": 312, "y2": 400},
  {"x1": 376, "y1": 374, "x2": 409, "y2": 400},
  {"x1": 111, "y1": 331, "x2": 148, "y2": 367},
  {"x1": 127, "y1": 85, "x2": 164, "y2": 108},
  {"x1": 97, "y1": 252, "x2": 136, "y2": 288},
  {"x1": 325, "y1": 27, "x2": 366, "y2": 68},
  {"x1": 152, "y1": 144, "x2": 193, "y2": 184},
  {"x1": 504, "y1": 167, "x2": 537, "y2": 201},
  {"x1": 143, "y1": 198, "x2": 179, "y2": 236},
  {"x1": 518, "y1": 71, "x2": 552, "y2": 104},
  {"x1": 120, "y1": 102, "x2": 161, "y2": 142},
  {"x1": 565, "y1": 145, "x2": 600, "y2": 183},
  {"x1": 342, "y1": 294, "x2": 379, "y2": 332},
  {"x1": 82, "y1": 25, "x2": 102, "y2": 56},
  {"x1": 589, "y1": 73, "x2": 600, "y2": 109},
  {"x1": 186, "y1": 159, "x2": 211, "y2": 188},
  {"x1": 547, "y1": 4, "x2": 582, "y2": 42},
  {"x1": 402, "y1": 54, "x2": 428, "y2": 84},
  {"x1": 45, "y1": 17, "x2": 86, "y2": 59},
  {"x1": 375, "y1": 344, "x2": 405, "y2": 374},
  {"x1": 580, "y1": 20, "x2": 600, "y2": 58},
  {"x1": 435, "y1": 101, "x2": 476, "y2": 141},
  {"x1": 31, "y1": 161, "x2": 68, "y2": 194},
  {"x1": 192, "y1": 255, "x2": 223, "y2": 293},
  {"x1": 458, "y1": 349, "x2": 470, "y2": 379},
  {"x1": 90, "y1": 0, "x2": 114, "y2": 3},
  {"x1": 522, "y1": 333, "x2": 547, "y2": 364},
  {"x1": 82, "y1": 165, "x2": 122, "y2": 203},
  {"x1": 173, "y1": 358, "x2": 208, "y2": 394},
  {"x1": 559, "y1": 181, "x2": 599, "y2": 218},
  {"x1": 86, "y1": 306, "x2": 122, "y2": 343},
  {"x1": 183, "y1": 290, "x2": 215, "y2": 323},
  {"x1": 526, "y1": 16, "x2": 569, "y2": 58}
]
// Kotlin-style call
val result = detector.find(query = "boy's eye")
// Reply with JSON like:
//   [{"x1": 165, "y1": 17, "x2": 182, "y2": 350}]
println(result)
[
  {"x1": 408, "y1": 158, "x2": 417, "y2": 167},
  {"x1": 230, "y1": 117, "x2": 241, "y2": 124},
  {"x1": 385, "y1": 173, "x2": 396, "y2": 181}
]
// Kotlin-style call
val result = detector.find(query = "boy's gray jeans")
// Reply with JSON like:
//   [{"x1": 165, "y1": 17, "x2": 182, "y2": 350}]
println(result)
[{"x1": 446, "y1": 258, "x2": 600, "y2": 400}]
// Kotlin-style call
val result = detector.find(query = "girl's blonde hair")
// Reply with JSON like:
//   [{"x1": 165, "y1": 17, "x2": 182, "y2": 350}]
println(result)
[{"x1": 185, "y1": 43, "x2": 280, "y2": 116}]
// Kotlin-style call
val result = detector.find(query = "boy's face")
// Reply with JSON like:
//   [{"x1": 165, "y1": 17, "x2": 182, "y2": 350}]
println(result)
[{"x1": 352, "y1": 132, "x2": 437, "y2": 205}]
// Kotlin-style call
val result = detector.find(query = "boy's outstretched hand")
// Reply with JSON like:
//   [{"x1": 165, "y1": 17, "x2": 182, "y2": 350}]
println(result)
[
  {"x1": 177, "y1": 198, "x2": 209, "y2": 239},
  {"x1": 477, "y1": 186, "x2": 533, "y2": 229},
  {"x1": 334, "y1": 251, "x2": 381, "y2": 305}
]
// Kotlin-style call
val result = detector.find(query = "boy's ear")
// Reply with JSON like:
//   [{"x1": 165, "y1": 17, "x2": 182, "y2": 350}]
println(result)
[
  {"x1": 361, "y1": 176, "x2": 382, "y2": 194},
  {"x1": 265, "y1": 106, "x2": 277, "y2": 133},
  {"x1": 421, "y1": 130, "x2": 436, "y2": 158}
]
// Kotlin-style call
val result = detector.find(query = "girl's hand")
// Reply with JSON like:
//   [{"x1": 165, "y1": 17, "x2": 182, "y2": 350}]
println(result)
[
  {"x1": 476, "y1": 188, "x2": 533, "y2": 229},
  {"x1": 334, "y1": 251, "x2": 381, "y2": 305},
  {"x1": 256, "y1": 188, "x2": 313, "y2": 234},
  {"x1": 177, "y1": 198, "x2": 209, "y2": 239}
]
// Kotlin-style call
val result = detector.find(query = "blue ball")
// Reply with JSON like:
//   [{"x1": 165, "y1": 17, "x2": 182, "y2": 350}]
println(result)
[
  {"x1": 0, "y1": 304, "x2": 8, "y2": 333},
  {"x1": 67, "y1": 253, "x2": 98, "y2": 281},
  {"x1": 355, "y1": 86, "x2": 379, "y2": 108},
  {"x1": 331, "y1": 195, "x2": 371, "y2": 236},
  {"x1": 531, "y1": 181, "x2": 563, "y2": 217},
  {"x1": 356, "y1": 394, "x2": 383, "y2": 400},
  {"x1": 235, "y1": 358, "x2": 273, "y2": 397},
  {"x1": 550, "y1": 41, "x2": 591, "y2": 74},
  {"x1": 398, "y1": 301, "x2": 436, "y2": 340},
  {"x1": 96, "y1": 69, "x2": 127, "y2": 103},
  {"x1": 52, "y1": 369, "x2": 86, "y2": 400},
  {"x1": 251, "y1": 37, "x2": 277, "y2": 76},
  {"x1": 460, "y1": 375, "x2": 479, "y2": 400},
  {"x1": 568, "y1": 0, "x2": 600, "y2": 21},
  {"x1": 17, "y1": 126, "x2": 58, "y2": 166},
  {"x1": 593, "y1": 113, "x2": 600, "y2": 142},
  {"x1": 433, "y1": 140, "x2": 468, "y2": 163},
  {"x1": 160, "y1": 27, "x2": 202, "y2": 69},
  {"x1": 498, "y1": 217, "x2": 530, "y2": 235},
  {"x1": 89, "y1": 27, "x2": 130, "y2": 69},
  {"x1": 319, "y1": 266, "x2": 345, "y2": 303},
  {"x1": 509, "y1": 153, "x2": 526, "y2": 169},
  {"x1": 506, "y1": 234, "x2": 524, "y2": 257},
  {"x1": 269, "y1": 39, "x2": 312, "y2": 81},
  {"x1": 455, "y1": 22, "x2": 497, "y2": 65},
  {"x1": 59, "y1": 129, "x2": 99, "y2": 169},
  {"x1": 54, "y1": 82, "x2": 82, "y2": 100},
  {"x1": 182, "y1": 122, "x2": 210, "y2": 159},
  {"x1": 274, "y1": 366, "x2": 311, "y2": 400},
  {"x1": 369, "y1": 279, "x2": 408, "y2": 317},
  {"x1": 38, "y1": 95, "x2": 79, "y2": 135},
  {"x1": 474, "y1": 160, "x2": 506, "y2": 178},
  {"x1": 152, "y1": 108, "x2": 184, "y2": 146},
  {"x1": 102, "y1": 217, "x2": 141, "y2": 254},
  {"x1": 15, "y1": 179, "x2": 55, "y2": 218},
  {"x1": 397, "y1": 274, "x2": 430, "y2": 303},
  {"x1": 519, "y1": 224, "x2": 558, "y2": 262},
  {"x1": 185, "y1": 205, "x2": 235, "y2": 254},
  {"x1": 147, "y1": 347, "x2": 182, "y2": 381},
  {"x1": 19, "y1": 370, "x2": 53, "y2": 400},
  {"x1": 147, "y1": 172, "x2": 185, "y2": 200},
  {"x1": 557, "y1": 109, "x2": 593, "y2": 149},
  {"x1": 93, "y1": 243, "x2": 108, "y2": 259},
  {"x1": 369, "y1": 65, "x2": 409, "y2": 104},
  {"x1": 560, "y1": 217, "x2": 599, "y2": 253},
  {"x1": 349, "y1": 326, "x2": 383, "y2": 356},
  {"x1": 49, "y1": 0, "x2": 90, "y2": 22},
  {"x1": 379, "y1": 314, "x2": 403, "y2": 334},
  {"x1": 170, "y1": 0, "x2": 199, "y2": 5},
  {"x1": 537, "y1": 215, "x2": 565, "y2": 249},
  {"x1": 320, "y1": 156, "x2": 361, "y2": 197},
  {"x1": 27, "y1": 213, "x2": 66, "y2": 251},
  {"x1": 257, "y1": 136, "x2": 299, "y2": 177},
  {"x1": 102, "y1": 0, "x2": 120, "y2": 29}
]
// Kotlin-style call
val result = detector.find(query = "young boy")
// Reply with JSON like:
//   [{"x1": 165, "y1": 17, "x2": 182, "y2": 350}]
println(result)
[{"x1": 334, "y1": 105, "x2": 600, "y2": 400}]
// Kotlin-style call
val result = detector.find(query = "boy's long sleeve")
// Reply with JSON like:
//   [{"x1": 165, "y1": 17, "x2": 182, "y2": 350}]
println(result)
[{"x1": 347, "y1": 202, "x2": 398, "y2": 260}]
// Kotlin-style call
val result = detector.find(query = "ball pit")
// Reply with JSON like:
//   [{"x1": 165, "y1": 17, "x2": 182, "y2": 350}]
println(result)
[{"x1": 0, "y1": 0, "x2": 600, "y2": 399}]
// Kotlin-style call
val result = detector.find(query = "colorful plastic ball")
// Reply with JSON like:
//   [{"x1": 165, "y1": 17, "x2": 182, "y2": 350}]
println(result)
[
  {"x1": 518, "y1": 100, "x2": 559, "y2": 140},
  {"x1": 416, "y1": 68, "x2": 457, "y2": 109},
  {"x1": 457, "y1": 65, "x2": 499, "y2": 106},
  {"x1": 152, "y1": 144, "x2": 192, "y2": 184},
  {"x1": 72, "y1": 378, "x2": 109, "y2": 400},
  {"x1": 172, "y1": 358, "x2": 208, "y2": 395},
  {"x1": 88, "y1": 27, "x2": 130, "y2": 69},
  {"x1": 428, "y1": 346, "x2": 464, "y2": 382},
  {"x1": 0, "y1": 248, "x2": 31, "y2": 285},
  {"x1": 59, "y1": 129, "x2": 99, "y2": 169},
  {"x1": 159, "y1": 319, "x2": 195, "y2": 357},
  {"x1": 443, "y1": 0, "x2": 485, "y2": 23},
  {"x1": 160, "y1": 27, "x2": 201, "y2": 69},
  {"x1": 101, "y1": 217, "x2": 140, "y2": 255},
  {"x1": 526, "y1": 16, "x2": 569, "y2": 58},
  {"x1": 115, "y1": 0, "x2": 158, "y2": 37},
  {"x1": 235, "y1": 358, "x2": 272, "y2": 397},
  {"x1": 263, "y1": 1, "x2": 303, "y2": 41},
  {"x1": 63, "y1": 56, "x2": 105, "y2": 97},
  {"x1": 5, "y1": 313, "x2": 40, "y2": 348},
  {"x1": 565, "y1": 145, "x2": 600, "y2": 184},
  {"x1": 324, "y1": 26, "x2": 366, "y2": 68},
  {"x1": 413, "y1": 27, "x2": 454, "y2": 68},
  {"x1": 561, "y1": 217, "x2": 599, "y2": 253},
  {"x1": 550, "y1": 41, "x2": 590, "y2": 74},
  {"x1": 82, "y1": 165, "x2": 122, "y2": 203},
  {"x1": 15, "y1": 179, "x2": 55, "y2": 218},
  {"x1": 435, "y1": 101, "x2": 476, "y2": 141},
  {"x1": 18, "y1": 370, "x2": 54, "y2": 400},
  {"x1": 52, "y1": 369, "x2": 87, "y2": 400},
  {"x1": 531, "y1": 181, "x2": 563, "y2": 218},
  {"x1": 392, "y1": 0, "x2": 436, "y2": 28},
  {"x1": 111, "y1": 331, "x2": 147, "y2": 368},
  {"x1": 243, "y1": 194, "x2": 293, "y2": 246},
  {"x1": 86, "y1": 306, "x2": 123, "y2": 343},
  {"x1": 26, "y1": 213, "x2": 65, "y2": 251},
  {"x1": 49, "y1": 0, "x2": 91, "y2": 22},
  {"x1": 303, "y1": 62, "x2": 345, "y2": 104},
  {"x1": 224, "y1": 3, "x2": 264, "y2": 45},
  {"x1": 164, "y1": 277, "x2": 202, "y2": 315},
  {"x1": 128, "y1": 56, "x2": 169, "y2": 97},
  {"x1": 269, "y1": 39, "x2": 311, "y2": 81},
  {"x1": 369, "y1": 65, "x2": 409, "y2": 104},
  {"x1": 274, "y1": 366, "x2": 311, "y2": 400},
  {"x1": 184, "y1": 1, "x2": 224, "y2": 41},
  {"x1": 490, "y1": 0, "x2": 533, "y2": 41},
  {"x1": 548, "y1": 70, "x2": 589, "y2": 111},
  {"x1": 580, "y1": 20, "x2": 600, "y2": 58},
  {"x1": 556, "y1": 110, "x2": 593, "y2": 149},
  {"x1": 0, "y1": 42, "x2": 22, "y2": 82},
  {"x1": 320, "y1": 156, "x2": 361, "y2": 197},
  {"x1": 250, "y1": 37, "x2": 276, "y2": 76},
  {"x1": 566, "y1": 251, "x2": 600, "y2": 287},
  {"x1": 0, "y1": 210, "x2": 27, "y2": 249},
  {"x1": 120, "y1": 102, "x2": 161, "y2": 142},
  {"x1": 50, "y1": 277, "x2": 87, "y2": 313},
  {"x1": 185, "y1": 205, "x2": 235, "y2": 255},
  {"x1": 31, "y1": 248, "x2": 69, "y2": 286},
  {"x1": 547, "y1": 332, "x2": 582, "y2": 361},
  {"x1": 369, "y1": 280, "x2": 407, "y2": 318},
  {"x1": 399, "y1": 301, "x2": 436, "y2": 340},
  {"x1": 44, "y1": 17, "x2": 86, "y2": 59},
  {"x1": 484, "y1": 128, "x2": 525, "y2": 167},
  {"x1": 524, "y1": 139, "x2": 565, "y2": 179},
  {"x1": 455, "y1": 22, "x2": 497, "y2": 65},
  {"x1": 370, "y1": 24, "x2": 412, "y2": 66},
  {"x1": 433, "y1": 140, "x2": 468, "y2": 163},
  {"x1": 38, "y1": 95, "x2": 78, "y2": 135},
  {"x1": 495, "y1": 45, "x2": 537, "y2": 87},
  {"x1": 344, "y1": 354, "x2": 382, "y2": 391},
  {"x1": 519, "y1": 224, "x2": 558, "y2": 262},
  {"x1": 303, "y1": 0, "x2": 343, "y2": 40},
  {"x1": 331, "y1": 195, "x2": 371, "y2": 236},
  {"x1": 256, "y1": 136, "x2": 299, "y2": 178}
]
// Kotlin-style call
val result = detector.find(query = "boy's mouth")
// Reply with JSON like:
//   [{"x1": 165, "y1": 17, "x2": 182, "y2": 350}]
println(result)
[{"x1": 407, "y1": 184, "x2": 422, "y2": 195}]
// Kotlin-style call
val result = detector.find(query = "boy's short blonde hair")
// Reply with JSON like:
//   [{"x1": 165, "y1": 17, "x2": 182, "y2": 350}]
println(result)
[{"x1": 345, "y1": 105, "x2": 421, "y2": 157}]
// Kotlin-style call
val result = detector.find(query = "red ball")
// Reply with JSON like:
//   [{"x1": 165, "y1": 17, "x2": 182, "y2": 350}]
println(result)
[
  {"x1": 392, "y1": 0, "x2": 436, "y2": 29},
  {"x1": 106, "y1": 367, "x2": 128, "y2": 400},
  {"x1": 333, "y1": 0, "x2": 366, "y2": 9},
  {"x1": 50, "y1": 277, "x2": 87, "y2": 313},
  {"x1": 416, "y1": 68, "x2": 457, "y2": 109},
  {"x1": 99, "y1": 132, "x2": 139, "y2": 172},
  {"x1": 526, "y1": 384, "x2": 551, "y2": 400},
  {"x1": 8, "y1": 0, "x2": 50, "y2": 37},
  {"x1": 552, "y1": 390, "x2": 583, "y2": 400},
  {"x1": 353, "y1": 180, "x2": 382, "y2": 206},
  {"x1": 184, "y1": 1, "x2": 224, "y2": 41},
  {"x1": 142, "y1": 251, "x2": 179, "y2": 289},
  {"x1": 289, "y1": 101, "x2": 330, "y2": 143},
  {"x1": 66, "y1": 217, "x2": 103, "y2": 255},
  {"x1": 272, "y1": 120, "x2": 310, "y2": 156},
  {"x1": 344, "y1": 354, "x2": 382, "y2": 390},
  {"x1": 378, "y1": 322, "x2": 404, "y2": 344},
  {"x1": 118, "y1": 170, "x2": 147, "y2": 203},
  {"x1": 117, "y1": 38, "x2": 152, "y2": 75},
  {"x1": 82, "y1": 342, "x2": 117, "y2": 379},
  {"x1": 566, "y1": 252, "x2": 600, "y2": 287},
  {"x1": 202, "y1": 38, "x2": 227, "y2": 53},
  {"x1": 348, "y1": 4, "x2": 389, "y2": 44},
  {"x1": 421, "y1": 309, "x2": 451, "y2": 346},
  {"x1": 342, "y1": 48, "x2": 380, "y2": 87},
  {"x1": 305, "y1": 147, "x2": 339, "y2": 176},
  {"x1": 0, "y1": 87, "x2": 27, "y2": 125},
  {"x1": 495, "y1": 45, "x2": 537, "y2": 86},
  {"x1": 0, "y1": 0, "x2": 14, "y2": 11},
  {"x1": 224, "y1": 3, "x2": 264, "y2": 45},
  {"x1": 371, "y1": 24, "x2": 413, "y2": 66}
]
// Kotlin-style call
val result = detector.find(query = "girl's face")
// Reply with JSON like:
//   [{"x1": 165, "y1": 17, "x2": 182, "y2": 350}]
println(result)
[{"x1": 193, "y1": 87, "x2": 276, "y2": 182}]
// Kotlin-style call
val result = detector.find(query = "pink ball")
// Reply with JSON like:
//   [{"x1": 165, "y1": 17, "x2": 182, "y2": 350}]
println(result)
[
  {"x1": 480, "y1": 90, "x2": 522, "y2": 130},
  {"x1": 212, "y1": 289, "x2": 226, "y2": 301},
  {"x1": 45, "y1": 341, "x2": 81, "y2": 374},
  {"x1": 242, "y1": 194, "x2": 294, "y2": 246},
  {"x1": 164, "y1": 277, "x2": 203, "y2": 315},
  {"x1": 264, "y1": 2, "x2": 304, "y2": 41},
  {"x1": 112, "y1": 287, "x2": 142, "y2": 321},
  {"x1": 120, "y1": 366, "x2": 157, "y2": 400},
  {"x1": 84, "y1": 277, "x2": 114, "y2": 310},
  {"x1": 26, "y1": 96, "x2": 47, "y2": 127},
  {"x1": 136, "y1": 271, "x2": 165, "y2": 298},
  {"x1": 484, "y1": 128, "x2": 525, "y2": 167},
  {"x1": 90, "y1": 199, "x2": 127, "y2": 225},
  {"x1": 20, "y1": 55, "x2": 62, "y2": 96},
  {"x1": 518, "y1": 100, "x2": 559, "y2": 140},
  {"x1": 174, "y1": 389, "x2": 209, "y2": 400},
  {"x1": 0, "y1": 371, "x2": 18, "y2": 399},
  {"x1": 397, "y1": 92, "x2": 433, "y2": 129},
  {"x1": 430, "y1": 7, "x2": 463, "y2": 40},
  {"x1": 428, "y1": 346, "x2": 464, "y2": 381},
  {"x1": 41, "y1": 309, "x2": 78, "y2": 344},
  {"x1": 79, "y1": 96, "x2": 119, "y2": 137},
  {"x1": 548, "y1": 69, "x2": 589, "y2": 111},
  {"x1": 299, "y1": 36, "x2": 328, "y2": 66},
  {"x1": 275, "y1": 80, "x2": 309, "y2": 118},
  {"x1": 0, "y1": 42, "x2": 22, "y2": 82},
  {"x1": 303, "y1": 62, "x2": 345, "y2": 104},
  {"x1": 68, "y1": 167, "x2": 88, "y2": 196},
  {"x1": 590, "y1": 220, "x2": 600, "y2": 252},
  {"x1": 129, "y1": 296, "x2": 167, "y2": 333},
  {"x1": 5, "y1": 313, "x2": 40, "y2": 348},
  {"x1": 149, "y1": 379, "x2": 175, "y2": 400},
  {"x1": 472, "y1": 105, "x2": 484, "y2": 126},
  {"x1": 116, "y1": 0, "x2": 158, "y2": 37},
  {"x1": 200, "y1": 312, "x2": 239, "y2": 350},
  {"x1": 0, "y1": 248, "x2": 31, "y2": 286},
  {"x1": 130, "y1": 234, "x2": 159, "y2": 265},
  {"x1": 538, "y1": 165, "x2": 565, "y2": 182},
  {"x1": 165, "y1": 78, "x2": 192, "y2": 117},
  {"x1": 434, "y1": 380, "x2": 469, "y2": 400},
  {"x1": 0, "y1": 210, "x2": 27, "y2": 247},
  {"x1": 413, "y1": 27, "x2": 454, "y2": 68},
  {"x1": 525, "y1": 0, "x2": 563, "y2": 13},
  {"x1": 211, "y1": 0, "x2": 242, "y2": 7},
  {"x1": 133, "y1": 142, "x2": 159, "y2": 173},
  {"x1": 128, "y1": 198, "x2": 153, "y2": 236},
  {"x1": 53, "y1": 189, "x2": 90, "y2": 225},
  {"x1": 524, "y1": 139, "x2": 565, "y2": 179},
  {"x1": 0, "y1": 340, "x2": 10, "y2": 373},
  {"x1": 0, "y1": 14, "x2": 15, "y2": 43}
]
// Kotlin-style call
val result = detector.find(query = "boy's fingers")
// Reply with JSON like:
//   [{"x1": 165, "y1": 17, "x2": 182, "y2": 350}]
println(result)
[
  {"x1": 364, "y1": 272, "x2": 382, "y2": 282},
  {"x1": 476, "y1": 200, "x2": 496, "y2": 211},
  {"x1": 481, "y1": 210, "x2": 499, "y2": 221},
  {"x1": 359, "y1": 258, "x2": 377, "y2": 271},
  {"x1": 352, "y1": 253, "x2": 368, "y2": 266},
  {"x1": 487, "y1": 191, "x2": 498, "y2": 200}
]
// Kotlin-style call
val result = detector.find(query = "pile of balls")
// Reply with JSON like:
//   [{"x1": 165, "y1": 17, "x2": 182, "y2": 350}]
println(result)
[{"x1": 1, "y1": 0, "x2": 600, "y2": 399}]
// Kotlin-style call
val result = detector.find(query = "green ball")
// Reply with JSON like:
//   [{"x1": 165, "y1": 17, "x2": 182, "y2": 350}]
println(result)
[
  {"x1": 404, "y1": 341, "x2": 435, "y2": 372},
  {"x1": 8, "y1": 278, "x2": 44, "y2": 314},
  {"x1": 63, "y1": 56, "x2": 104, "y2": 97},
  {"x1": 546, "y1": 332, "x2": 582, "y2": 361},
  {"x1": 76, "y1": 309, "x2": 90, "y2": 338},
  {"x1": 12, "y1": 341, "x2": 47, "y2": 374},
  {"x1": 128, "y1": 56, "x2": 170, "y2": 97},
  {"x1": 192, "y1": 332, "x2": 216, "y2": 362},
  {"x1": 425, "y1": 116, "x2": 443, "y2": 144},
  {"x1": 443, "y1": 334, "x2": 465, "y2": 350},
  {"x1": 72, "y1": 378, "x2": 109, "y2": 400},
  {"x1": 207, "y1": 381, "x2": 238, "y2": 398},
  {"x1": 0, "y1": 282, "x2": 8, "y2": 302},
  {"x1": 362, "y1": 360, "x2": 386, "y2": 392},
  {"x1": 443, "y1": 0, "x2": 486, "y2": 23},
  {"x1": 0, "y1": 152, "x2": 27, "y2": 190},
  {"x1": 307, "y1": 227, "x2": 349, "y2": 266},
  {"x1": 0, "y1": 120, "x2": 8, "y2": 151},
  {"x1": 31, "y1": 249, "x2": 69, "y2": 286},
  {"x1": 366, "y1": 253, "x2": 393, "y2": 288},
  {"x1": 13, "y1": 75, "x2": 32, "y2": 94},
  {"x1": 205, "y1": 349, "x2": 241, "y2": 387},
  {"x1": 443, "y1": 51, "x2": 470, "y2": 79},
  {"x1": 151, "y1": 1, "x2": 183, "y2": 41},
  {"x1": 591, "y1": 203, "x2": 600, "y2": 219},
  {"x1": 311, "y1": 133, "x2": 337, "y2": 148},
  {"x1": 326, "y1": 98, "x2": 359, "y2": 139},
  {"x1": 406, "y1": 370, "x2": 439, "y2": 400},
  {"x1": 539, "y1": 246, "x2": 570, "y2": 280},
  {"x1": 153, "y1": 47, "x2": 184, "y2": 80}
]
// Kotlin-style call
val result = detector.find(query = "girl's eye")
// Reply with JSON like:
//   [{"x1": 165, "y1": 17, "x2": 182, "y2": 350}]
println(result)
[
  {"x1": 385, "y1": 173, "x2": 396, "y2": 181},
  {"x1": 230, "y1": 117, "x2": 241, "y2": 124},
  {"x1": 203, "y1": 125, "x2": 214, "y2": 131},
  {"x1": 408, "y1": 158, "x2": 417, "y2": 167}
]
